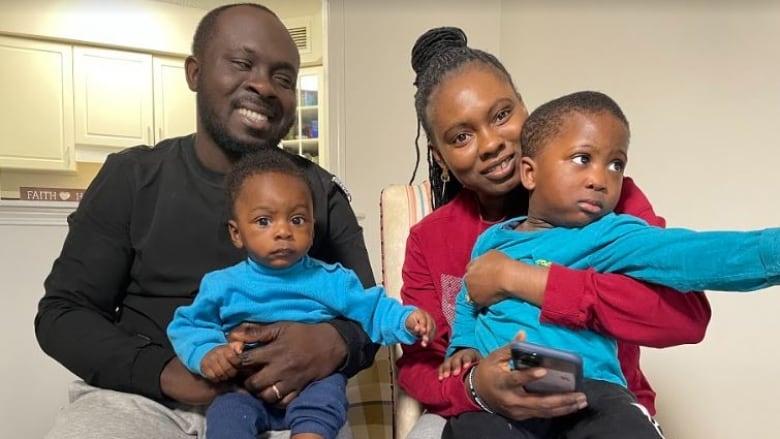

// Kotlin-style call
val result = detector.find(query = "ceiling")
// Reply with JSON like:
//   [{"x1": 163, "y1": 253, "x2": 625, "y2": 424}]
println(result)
[{"x1": 151, "y1": 0, "x2": 322, "y2": 18}]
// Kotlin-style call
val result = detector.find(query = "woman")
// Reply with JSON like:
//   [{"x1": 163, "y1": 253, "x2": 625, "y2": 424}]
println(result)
[{"x1": 397, "y1": 26, "x2": 711, "y2": 438}]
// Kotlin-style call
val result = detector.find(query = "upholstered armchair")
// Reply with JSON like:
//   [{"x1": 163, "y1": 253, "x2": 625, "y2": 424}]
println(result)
[
  {"x1": 345, "y1": 181, "x2": 433, "y2": 439},
  {"x1": 379, "y1": 181, "x2": 433, "y2": 439}
]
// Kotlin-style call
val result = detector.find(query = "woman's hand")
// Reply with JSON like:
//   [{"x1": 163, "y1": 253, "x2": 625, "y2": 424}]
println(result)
[
  {"x1": 470, "y1": 335, "x2": 587, "y2": 420},
  {"x1": 227, "y1": 321, "x2": 346, "y2": 407},
  {"x1": 465, "y1": 250, "x2": 549, "y2": 307},
  {"x1": 464, "y1": 250, "x2": 514, "y2": 307}
]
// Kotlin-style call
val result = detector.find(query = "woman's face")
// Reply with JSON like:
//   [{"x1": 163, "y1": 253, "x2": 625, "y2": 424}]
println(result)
[{"x1": 426, "y1": 63, "x2": 528, "y2": 202}]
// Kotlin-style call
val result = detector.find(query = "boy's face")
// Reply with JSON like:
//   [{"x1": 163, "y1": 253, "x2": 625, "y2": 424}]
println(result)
[
  {"x1": 228, "y1": 172, "x2": 314, "y2": 268},
  {"x1": 520, "y1": 111, "x2": 629, "y2": 228}
]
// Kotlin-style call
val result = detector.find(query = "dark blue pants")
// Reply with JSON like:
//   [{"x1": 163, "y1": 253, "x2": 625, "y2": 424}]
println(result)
[{"x1": 206, "y1": 373, "x2": 348, "y2": 439}]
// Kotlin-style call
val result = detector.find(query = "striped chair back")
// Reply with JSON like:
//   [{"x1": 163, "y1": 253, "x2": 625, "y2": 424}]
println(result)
[
  {"x1": 380, "y1": 181, "x2": 432, "y2": 439},
  {"x1": 346, "y1": 181, "x2": 433, "y2": 439}
]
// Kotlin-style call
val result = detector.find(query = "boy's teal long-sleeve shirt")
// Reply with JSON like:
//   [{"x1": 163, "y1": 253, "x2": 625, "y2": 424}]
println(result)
[
  {"x1": 169, "y1": 255, "x2": 417, "y2": 375},
  {"x1": 450, "y1": 213, "x2": 780, "y2": 386}
]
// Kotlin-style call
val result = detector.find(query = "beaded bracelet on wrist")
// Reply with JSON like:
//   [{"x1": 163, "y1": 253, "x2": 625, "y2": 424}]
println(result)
[{"x1": 467, "y1": 365, "x2": 496, "y2": 414}]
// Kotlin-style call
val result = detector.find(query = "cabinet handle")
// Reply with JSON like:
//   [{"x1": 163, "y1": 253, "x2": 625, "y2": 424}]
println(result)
[
  {"x1": 147, "y1": 126, "x2": 152, "y2": 143},
  {"x1": 158, "y1": 127, "x2": 163, "y2": 141}
]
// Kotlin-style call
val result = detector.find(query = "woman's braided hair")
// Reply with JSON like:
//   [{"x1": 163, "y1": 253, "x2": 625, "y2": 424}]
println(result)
[{"x1": 409, "y1": 27, "x2": 519, "y2": 209}]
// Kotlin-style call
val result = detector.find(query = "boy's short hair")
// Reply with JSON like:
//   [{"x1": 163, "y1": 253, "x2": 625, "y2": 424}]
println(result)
[
  {"x1": 226, "y1": 147, "x2": 312, "y2": 217},
  {"x1": 521, "y1": 90, "x2": 630, "y2": 158}
]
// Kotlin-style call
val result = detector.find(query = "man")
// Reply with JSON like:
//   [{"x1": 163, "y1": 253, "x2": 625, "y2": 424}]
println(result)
[{"x1": 35, "y1": 4, "x2": 376, "y2": 438}]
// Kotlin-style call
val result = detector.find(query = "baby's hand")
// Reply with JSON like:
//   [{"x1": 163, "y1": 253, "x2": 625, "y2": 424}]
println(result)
[
  {"x1": 405, "y1": 309, "x2": 436, "y2": 347},
  {"x1": 200, "y1": 343, "x2": 242, "y2": 382},
  {"x1": 438, "y1": 348, "x2": 481, "y2": 380}
]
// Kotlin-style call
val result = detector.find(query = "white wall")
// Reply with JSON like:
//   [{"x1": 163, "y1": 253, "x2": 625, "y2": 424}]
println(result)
[
  {"x1": 0, "y1": 206, "x2": 77, "y2": 438},
  {"x1": 499, "y1": 2, "x2": 780, "y2": 437}
]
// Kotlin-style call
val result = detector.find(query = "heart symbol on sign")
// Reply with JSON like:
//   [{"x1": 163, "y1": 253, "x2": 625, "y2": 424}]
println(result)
[{"x1": 59, "y1": 192, "x2": 71, "y2": 201}]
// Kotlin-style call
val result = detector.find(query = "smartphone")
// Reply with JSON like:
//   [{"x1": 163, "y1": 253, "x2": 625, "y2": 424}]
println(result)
[{"x1": 510, "y1": 341, "x2": 583, "y2": 394}]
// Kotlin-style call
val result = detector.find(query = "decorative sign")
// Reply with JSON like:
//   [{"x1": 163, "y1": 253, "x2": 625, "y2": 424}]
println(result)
[{"x1": 19, "y1": 187, "x2": 84, "y2": 202}]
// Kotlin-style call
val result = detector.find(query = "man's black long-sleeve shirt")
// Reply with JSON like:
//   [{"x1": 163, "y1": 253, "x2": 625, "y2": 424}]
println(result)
[{"x1": 35, "y1": 135, "x2": 377, "y2": 400}]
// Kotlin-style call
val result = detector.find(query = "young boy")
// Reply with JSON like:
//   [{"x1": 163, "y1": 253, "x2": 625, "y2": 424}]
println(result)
[
  {"x1": 446, "y1": 90, "x2": 780, "y2": 437},
  {"x1": 167, "y1": 148, "x2": 435, "y2": 439}
]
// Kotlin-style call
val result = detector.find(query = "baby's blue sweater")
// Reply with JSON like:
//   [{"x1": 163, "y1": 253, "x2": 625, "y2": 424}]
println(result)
[
  {"x1": 451, "y1": 213, "x2": 780, "y2": 386},
  {"x1": 168, "y1": 255, "x2": 417, "y2": 375}
]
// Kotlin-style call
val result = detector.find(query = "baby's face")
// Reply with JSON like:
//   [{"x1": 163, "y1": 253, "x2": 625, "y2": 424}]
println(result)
[
  {"x1": 228, "y1": 172, "x2": 314, "y2": 268},
  {"x1": 526, "y1": 111, "x2": 629, "y2": 228}
]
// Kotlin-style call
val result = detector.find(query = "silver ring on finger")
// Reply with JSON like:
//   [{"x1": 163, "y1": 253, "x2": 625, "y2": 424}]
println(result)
[{"x1": 272, "y1": 384, "x2": 282, "y2": 401}]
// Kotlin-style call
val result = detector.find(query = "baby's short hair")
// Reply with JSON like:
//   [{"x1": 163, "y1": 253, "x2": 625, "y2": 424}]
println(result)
[
  {"x1": 226, "y1": 148, "x2": 311, "y2": 217},
  {"x1": 521, "y1": 90, "x2": 629, "y2": 158}
]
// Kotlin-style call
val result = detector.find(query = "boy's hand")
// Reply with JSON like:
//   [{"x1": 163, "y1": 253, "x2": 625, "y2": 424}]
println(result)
[
  {"x1": 160, "y1": 357, "x2": 231, "y2": 405},
  {"x1": 200, "y1": 342, "x2": 242, "y2": 382},
  {"x1": 438, "y1": 348, "x2": 481, "y2": 380},
  {"x1": 405, "y1": 309, "x2": 436, "y2": 347}
]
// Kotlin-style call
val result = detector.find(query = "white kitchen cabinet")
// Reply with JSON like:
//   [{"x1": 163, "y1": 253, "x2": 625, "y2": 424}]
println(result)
[
  {"x1": 0, "y1": 36, "x2": 75, "y2": 171},
  {"x1": 281, "y1": 66, "x2": 327, "y2": 169},
  {"x1": 73, "y1": 46, "x2": 154, "y2": 156},
  {"x1": 153, "y1": 56, "x2": 196, "y2": 142},
  {"x1": 73, "y1": 47, "x2": 195, "y2": 163}
]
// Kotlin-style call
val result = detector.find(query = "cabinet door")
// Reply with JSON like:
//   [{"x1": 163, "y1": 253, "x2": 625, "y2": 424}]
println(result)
[
  {"x1": 281, "y1": 66, "x2": 327, "y2": 169},
  {"x1": 73, "y1": 46, "x2": 153, "y2": 159},
  {"x1": 153, "y1": 56, "x2": 196, "y2": 142},
  {"x1": 0, "y1": 36, "x2": 75, "y2": 171}
]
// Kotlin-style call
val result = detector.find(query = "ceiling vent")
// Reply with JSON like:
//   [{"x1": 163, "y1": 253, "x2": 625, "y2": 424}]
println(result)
[
  {"x1": 288, "y1": 25, "x2": 310, "y2": 53},
  {"x1": 284, "y1": 17, "x2": 312, "y2": 56}
]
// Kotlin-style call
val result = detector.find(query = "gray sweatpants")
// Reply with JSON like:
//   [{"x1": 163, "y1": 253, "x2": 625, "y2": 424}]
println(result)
[
  {"x1": 406, "y1": 413, "x2": 446, "y2": 439},
  {"x1": 45, "y1": 381, "x2": 353, "y2": 439}
]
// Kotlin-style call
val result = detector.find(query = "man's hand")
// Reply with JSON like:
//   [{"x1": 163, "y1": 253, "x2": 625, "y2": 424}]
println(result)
[
  {"x1": 159, "y1": 357, "x2": 230, "y2": 405},
  {"x1": 228, "y1": 321, "x2": 347, "y2": 406}
]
